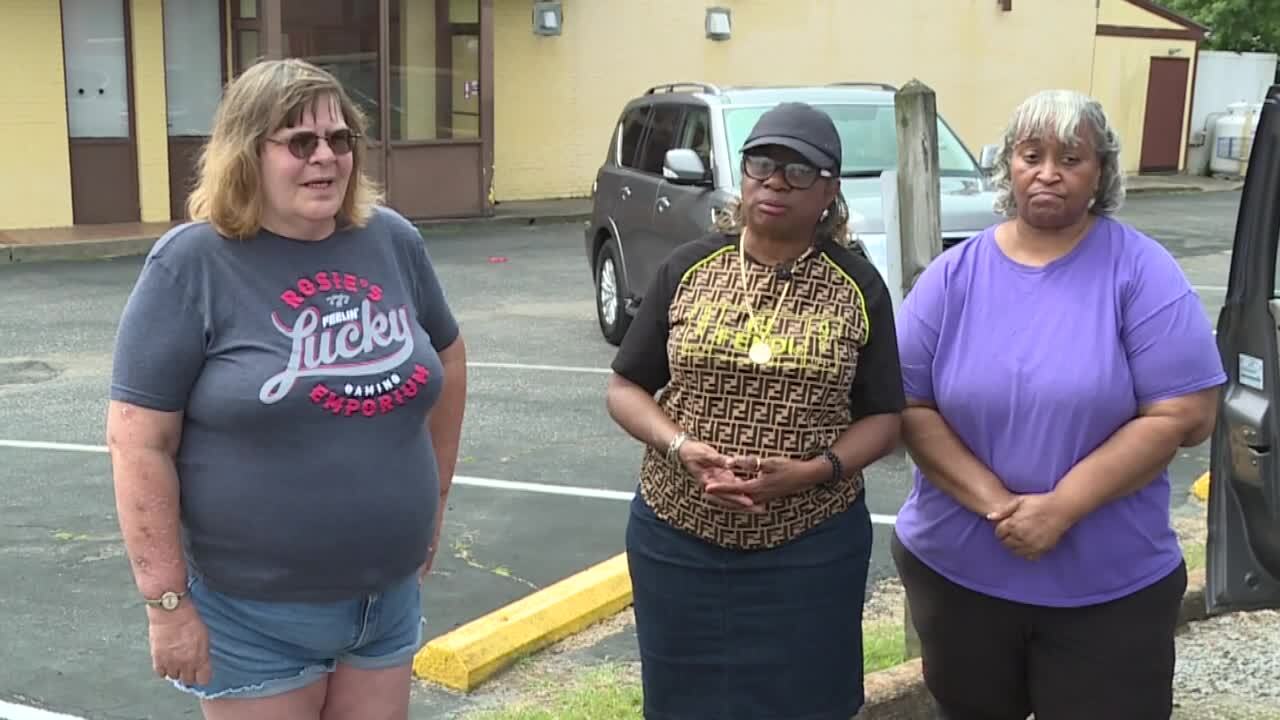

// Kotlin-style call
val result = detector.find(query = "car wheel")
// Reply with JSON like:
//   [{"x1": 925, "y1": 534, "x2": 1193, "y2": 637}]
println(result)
[{"x1": 595, "y1": 237, "x2": 632, "y2": 346}]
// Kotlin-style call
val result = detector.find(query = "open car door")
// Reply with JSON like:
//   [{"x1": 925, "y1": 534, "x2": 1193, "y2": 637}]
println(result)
[{"x1": 1207, "y1": 84, "x2": 1280, "y2": 615}]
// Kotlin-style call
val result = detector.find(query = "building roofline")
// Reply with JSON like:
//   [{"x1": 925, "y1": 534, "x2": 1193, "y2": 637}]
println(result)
[{"x1": 1123, "y1": 0, "x2": 1209, "y2": 35}]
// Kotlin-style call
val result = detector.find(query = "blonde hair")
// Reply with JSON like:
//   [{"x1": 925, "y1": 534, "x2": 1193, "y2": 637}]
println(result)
[
  {"x1": 992, "y1": 89, "x2": 1125, "y2": 218},
  {"x1": 187, "y1": 58, "x2": 383, "y2": 239},
  {"x1": 713, "y1": 191, "x2": 852, "y2": 248}
]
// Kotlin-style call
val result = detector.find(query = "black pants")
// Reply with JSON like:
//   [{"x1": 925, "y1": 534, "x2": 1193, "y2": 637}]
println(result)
[{"x1": 891, "y1": 532, "x2": 1187, "y2": 720}]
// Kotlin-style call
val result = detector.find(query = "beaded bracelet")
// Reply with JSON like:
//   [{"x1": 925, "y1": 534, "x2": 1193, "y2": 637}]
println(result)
[{"x1": 822, "y1": 448, "x2": 844, "y2": 485}]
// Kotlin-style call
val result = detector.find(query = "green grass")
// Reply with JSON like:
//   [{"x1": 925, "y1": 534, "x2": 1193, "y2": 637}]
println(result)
[
  {"x1": 1183, "y1": 539, "x2": 1206, "y2": 573},
  {"x1": 862, "y1": 620, "x2": 907, "y2": 673},
  {"x1": 464, "y1": 666, "x2": 643, "y2": 720},
  {"x1": 461, "y1": 622, "x2": 907, "y2": 720}
]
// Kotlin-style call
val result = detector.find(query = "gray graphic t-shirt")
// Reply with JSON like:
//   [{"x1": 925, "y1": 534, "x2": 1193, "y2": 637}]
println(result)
[{"x1": 110, "y1": 206, "x2": 458, "y2": 602}]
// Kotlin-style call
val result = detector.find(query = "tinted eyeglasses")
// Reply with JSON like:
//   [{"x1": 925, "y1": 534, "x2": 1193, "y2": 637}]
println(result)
[
  {"x1": 742, "y1": 154, "x2": 834, "y2": 189},
  {"x1": 266, "y1": 129, "x2": 360, "y2": 160}
]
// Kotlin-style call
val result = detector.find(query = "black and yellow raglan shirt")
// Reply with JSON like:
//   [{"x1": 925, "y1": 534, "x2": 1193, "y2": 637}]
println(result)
[{"x1": 612, "y1": 232, "x2": 905, "y2": 550}]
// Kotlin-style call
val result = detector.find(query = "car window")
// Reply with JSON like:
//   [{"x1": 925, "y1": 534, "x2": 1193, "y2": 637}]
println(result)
[
  {"x1": 677, "y1": 106, "x2": 713, "y2": 170},
  {"x1": 636, "y1": 104, "x2": 684, "y2": 175},
  {"x1": 617, "y1": 106, "x2": 650, "y2": 169},
  {"x1": 722, "y1": 102, "x2": 980, "y2": 184}
]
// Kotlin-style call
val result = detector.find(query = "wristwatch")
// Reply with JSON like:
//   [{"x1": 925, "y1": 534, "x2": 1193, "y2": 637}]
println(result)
[{"x1": 143, "y1": 590, "x2": 187, "y2": 611}]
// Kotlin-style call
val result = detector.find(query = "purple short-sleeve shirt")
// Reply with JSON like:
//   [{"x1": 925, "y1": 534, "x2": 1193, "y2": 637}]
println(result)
[{"x1": 894, "y1": 215, "x2": 1226, "y2": 607}]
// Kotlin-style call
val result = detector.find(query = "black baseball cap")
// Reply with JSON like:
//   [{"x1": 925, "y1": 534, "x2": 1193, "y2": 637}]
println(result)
[{"x1": 741, "y1": 102, "x2": 842, "y2": 173}]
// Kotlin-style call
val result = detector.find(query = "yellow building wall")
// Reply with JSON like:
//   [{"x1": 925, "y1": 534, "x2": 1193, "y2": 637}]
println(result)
[
  {"x1": 131, "y1": 0, "x2": 170, "y2": 222},
  {"x1": 1098, "y1": 0, "x2": 1186, "y2": 30},
  {"x1": 1090, "y1": 36, "x2": 1198, "y2": 174},
  {"x1": 492, "y1": 0, "x2": 1097, "y2": 202},
  {"x1": 1, "y1": 1, "x2": 72, "y2": 230}
]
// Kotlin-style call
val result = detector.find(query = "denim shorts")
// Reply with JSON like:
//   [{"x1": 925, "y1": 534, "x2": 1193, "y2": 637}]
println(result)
[{"x1": 170, "y1": 571, "x2": 426, "y2": 700}]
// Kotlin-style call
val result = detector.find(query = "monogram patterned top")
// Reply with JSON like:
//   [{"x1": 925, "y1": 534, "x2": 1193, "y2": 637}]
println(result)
[{"x1": 612, "y1": 233, "x2": 904, "y2": 549}]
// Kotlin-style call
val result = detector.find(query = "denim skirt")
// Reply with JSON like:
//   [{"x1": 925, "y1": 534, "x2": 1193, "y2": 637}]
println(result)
[{"x1": 625, "y1": 491, "x2": 873, "y2": 720}]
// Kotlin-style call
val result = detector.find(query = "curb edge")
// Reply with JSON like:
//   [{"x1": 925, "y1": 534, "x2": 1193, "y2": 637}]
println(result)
[
  {"x1": 0, "y1": 215, "x2": 594, "y2": 266},
  {"x1": 1, "y1": 237, "x2": 158, "y2": 265},
  {"x1": 413, "y1": 552, "x2": 632, "y2": 693},
  {"x1": 415, "y1": 213, "x2": 590, "y2": 236}
]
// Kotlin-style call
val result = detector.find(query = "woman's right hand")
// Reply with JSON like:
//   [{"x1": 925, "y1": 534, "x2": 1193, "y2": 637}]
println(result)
[
  {"x1": 147, "y1": 604, "x2": 213, "y2": 686},
  {"x1": 678, "y1": 441, "x2": 760, "y2": 512}
]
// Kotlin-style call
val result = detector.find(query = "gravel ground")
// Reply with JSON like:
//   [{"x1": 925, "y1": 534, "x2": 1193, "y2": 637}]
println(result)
[
  {"x1": 1173, "y1": 609, "x2": 1280, "y2": 719},
  {"x1": 1170, "y1": 500, "x2": 1280, "y2": 719}
]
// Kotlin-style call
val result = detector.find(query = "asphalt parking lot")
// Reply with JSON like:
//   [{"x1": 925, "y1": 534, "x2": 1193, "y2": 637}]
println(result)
[{"x1": 0, "y1": 189, "x2": 1243, "y2": 719}]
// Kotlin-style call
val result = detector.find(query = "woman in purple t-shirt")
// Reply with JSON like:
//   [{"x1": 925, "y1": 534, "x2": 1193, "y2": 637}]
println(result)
[{"x1": 892, "y1": 89, "x2": 1226, "y2": 719}]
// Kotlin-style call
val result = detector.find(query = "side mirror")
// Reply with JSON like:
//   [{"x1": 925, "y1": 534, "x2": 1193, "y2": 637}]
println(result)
[
  {"x1": 978, "y1": 143, "x2": 999, "y2": 173},
  {"x1": 663, "y1": 148, "x2": 710, "y2": 185}
]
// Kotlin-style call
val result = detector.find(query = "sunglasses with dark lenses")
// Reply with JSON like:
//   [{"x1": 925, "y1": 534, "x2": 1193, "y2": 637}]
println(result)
[
  {"x1": 268, "y1": 129, "x2": 360, "y2": 159},
  {"x1": 742, "y1": 154, "x2": 834, "y2": 189}
]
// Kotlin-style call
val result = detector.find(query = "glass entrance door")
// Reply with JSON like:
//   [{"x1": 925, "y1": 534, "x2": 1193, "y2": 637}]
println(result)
[
  {"x1": 384, "y1": 0, "x2": 485, "y2": 218},
  {"x1": 164, "y1": 0, "x2": 224, "y2": 219},
  {"x1": 62, "y1": 0, "x2": 139, "y2": 224}
]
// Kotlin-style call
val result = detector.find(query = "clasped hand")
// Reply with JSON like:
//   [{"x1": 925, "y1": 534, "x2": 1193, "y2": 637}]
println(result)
[
  {"x1": 677, "y1": 440, "x2": 820, "y2": 512},
  {"x1": 986, "y1": 492, "x2": 1075, "y2": 561}
]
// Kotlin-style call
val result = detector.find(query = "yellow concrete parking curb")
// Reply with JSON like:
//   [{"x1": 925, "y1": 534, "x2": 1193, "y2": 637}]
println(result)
[
  {"x1": 413, "y1": 552, "x2": 632, "y2": 692},
  {"x1": 1191, "y1": 471, "x2": 1211, "y2": 502}
]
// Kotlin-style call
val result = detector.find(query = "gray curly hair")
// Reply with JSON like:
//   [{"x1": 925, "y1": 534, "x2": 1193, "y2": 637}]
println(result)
[{"x1": 991, "y1": 89, "x2": 1126, "y2": 218}]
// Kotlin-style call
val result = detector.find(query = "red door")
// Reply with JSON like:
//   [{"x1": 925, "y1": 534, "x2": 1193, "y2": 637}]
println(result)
[{"x1": 1139, "y1": 57, "x2": 1190, "y2": 173}]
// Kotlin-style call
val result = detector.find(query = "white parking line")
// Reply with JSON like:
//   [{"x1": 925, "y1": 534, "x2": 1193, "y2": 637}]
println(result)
[
  {"x1": 469, "y1": 361, "x2": 611, "y2": 375},
  {"x1": 0, "y1": 439, "x2": 105, "y2": 453},
  {"x1": 0, "y1": 699, "x2": 89, "y2": 720},
  {"x1": 0, "y1": 439, "x2": 898, "y2": 525},
  {"x1": 455, "y1": 475, "x2": 635, "y2": 501},
  {"x1": 1193, "y1": 284, "x2": 1226, "y2": 292}
]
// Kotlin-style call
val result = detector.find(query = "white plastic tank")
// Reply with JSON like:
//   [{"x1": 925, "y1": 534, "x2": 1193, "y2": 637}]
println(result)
[{"x1": 1212, "y1": 102, "x2": 1263, "y2": 176}]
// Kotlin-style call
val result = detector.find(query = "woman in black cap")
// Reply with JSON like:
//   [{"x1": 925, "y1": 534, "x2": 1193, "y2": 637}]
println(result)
[{"x1": 605, "y1": 101, "x2": 905, "y2": 719}]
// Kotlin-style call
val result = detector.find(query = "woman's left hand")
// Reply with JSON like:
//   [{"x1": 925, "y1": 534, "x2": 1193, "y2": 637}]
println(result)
[
  {"x1": 705, "y1": 456, "x2": 824, "y2": 507},
  {"x1": 988, "y1": 493, "x2": 1076, "y2": 561},
  {"x1": 417, "y1": 549, "x2": 435, "y2": 585},
  {"x1": 418, "y1": 502, "x2": 447, "y2": 584}
]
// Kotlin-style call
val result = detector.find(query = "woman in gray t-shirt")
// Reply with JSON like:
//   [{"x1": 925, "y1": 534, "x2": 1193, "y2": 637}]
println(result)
[{"x1": 107, "y1": 58, "x2": 467, "y2": 718}]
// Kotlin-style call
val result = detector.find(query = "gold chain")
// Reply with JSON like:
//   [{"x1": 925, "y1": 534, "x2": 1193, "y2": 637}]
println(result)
[{"x1": 738, "y1": 230, "x2": 791, "y2": 364}]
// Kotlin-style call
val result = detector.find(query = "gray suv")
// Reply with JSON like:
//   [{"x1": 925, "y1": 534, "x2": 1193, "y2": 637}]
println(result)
[{"x1": 583, "y1": 81, "x2": 1004, "y2": 345}]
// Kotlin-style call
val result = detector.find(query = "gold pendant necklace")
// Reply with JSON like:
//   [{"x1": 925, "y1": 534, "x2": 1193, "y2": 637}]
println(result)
[
  {"x1": 738, "y1": 231, "x2": 791, "y2": 366},
  {"x1": 748, "y1": 339, "x2": 773, "y2": 365}
]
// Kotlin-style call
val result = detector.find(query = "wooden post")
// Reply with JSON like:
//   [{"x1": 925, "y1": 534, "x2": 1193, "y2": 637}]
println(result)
[
  {"x1": 894, "y1": 79, "x2": 944, "y2": 298},
  {"x1": 892, "y1": 79, "x2": 943, "y2": 661}
]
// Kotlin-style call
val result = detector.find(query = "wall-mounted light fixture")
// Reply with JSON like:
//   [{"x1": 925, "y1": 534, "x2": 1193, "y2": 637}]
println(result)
[
  {"x1": 533, "y1": 1, "x2": 562, "y2": 36},
  {"x1": 706, "y1": 7, "x2": 731, "y2": 41}
]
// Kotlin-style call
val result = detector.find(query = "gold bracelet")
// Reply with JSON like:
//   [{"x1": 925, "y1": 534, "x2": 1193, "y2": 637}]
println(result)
[{"x1": 666, "y1": 432, "x2": 691, "y2": 465}]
